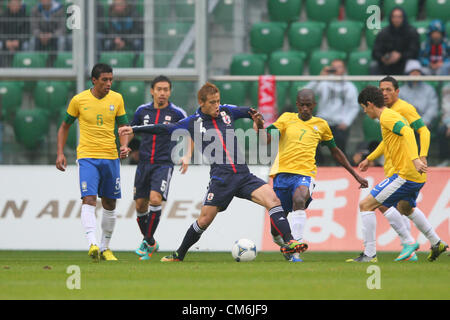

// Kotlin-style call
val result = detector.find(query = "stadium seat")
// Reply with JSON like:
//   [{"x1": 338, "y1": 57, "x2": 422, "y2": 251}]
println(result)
[
  {"x1": 156, "y1": 21, "x2": 193, "y2": 52},
  {"x1": 53, "y1": 52, "x2": 73, "y2": 68},
  {"x1": 33, "y1": 81, "x2": 70, "y2": 115},
  {"x1": 348, "y1": 51, "x2": 372, "y2": 75},
  {"x1": 426, "y1": 0, "x2": 450, "y2": 22},
  {"x1": 363, "y1": 114, "x2": 382, "y2": 142},
  {"x1": 412, "y1": 20, "x2": 432, "y2": 45},
  {"x1": 250, "y1": 22, "x2": 287, "y2": 55},
  {"x1": 267, "y1": 0, "x2": 302, "y2": 23},
  {"x1": 289, "y1": 81, "x2": 310, "y2": 108},
  {"x1": 13, "y1": 108, "x2": 50, "y2": 149},
  {"x1": 365, "y1": 20, "x2": 389, "y2": 48},
  {"x1": 117, "y1": 81, "x2": 146, "y2": 114},
  {"x1": 249, "y1": 81, "x2": 291, "y2": 114},
  {"x1": 383, "y1": 0, "x2": 418, "y2": 21},
  {"x1": 305, "y1": 0, "x2": 340, "y2": 23},
  {"x1": 268, "y1": 51, "x2": 306, "y2": 76},
  {"x1": 174, "y1": 0, "x2": 195, "y2": 20},
  {"x1": 230, "y1": 53, "x2": 266, "y2": 75},
  {"x1": 23, "y1": 0, "x2": 39, "y2": 15},
  {"x1": 326, "y1": 20, "x2": 364, "y2": 53},
  {"x1": 0, "y1": 81, "x2": 24, "y2": 121},
  {"x1": 58, "y1": 109, "x2": 77, "y2": 149},
  {"x1": 214, "y1": 81, "x2": 248, "y2": 106},
  {"x1": 287, "y1": 21, "x2": 326, "y2": 54},
  {"x1": 12, "y1": 52, "x2": 48, "y2": 68},
  {"x1": 345, "y1": 0, "x2": 381, "y2": 22},
  {"x1": 214, "y1": 0, "x2": 235, "y2": 30},
  {"x1": 308, "y1": 50, "x2": 347, "y2": 75},
  {"x1": 170, "y1": 81, "x2": 195, "y2": 112},
  {"x1": 99, "y1": 52, "x2": 135, "y2": 68}
]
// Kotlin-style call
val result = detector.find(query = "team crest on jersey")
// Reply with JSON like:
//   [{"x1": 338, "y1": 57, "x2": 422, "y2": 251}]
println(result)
[
  {"x1": 81, "y1": 181, "x2": 87, "y2": 192},
  {"x1": 109, "y1": 105, "x2": 115, "y2": 111},
  {"x1": 313, "y1": 126, "x2": 318, "y2": 131},
  {"x1": 220, "y1": 111, "x2": 231, "y2": 125},
  {"x1": 164, "y1": 115, "x2": 172, "y2": 124},
  {"x1": 207, "y1": 193, "x2": 214, "y2": 201}
]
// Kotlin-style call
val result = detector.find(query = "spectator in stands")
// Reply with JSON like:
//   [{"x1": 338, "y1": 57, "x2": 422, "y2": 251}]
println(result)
[
  {"x1": 102, "y1": 0, "x2": 143, "y2": 52},
  {"x1": 305, "y1": 59, "x2": 359, "y2": 159},
  {"x1": 370, "y1": 7, "x2": 420, "y2": 75},
  {"x1": 420, "y1": 20, "x2": 450, "y2": 76},
  {"x1": 30, "y1": 0, "x2": 66, "y2": 63},
  {"x1": 0, "y1": 0, "x2": 30, "y2": 67},
  {"x1": 437, "y1": 83, "x2": 450, "y2": 167},
  {"x1": 399, "y1": 60, "x2": 439, "y2": 128}
]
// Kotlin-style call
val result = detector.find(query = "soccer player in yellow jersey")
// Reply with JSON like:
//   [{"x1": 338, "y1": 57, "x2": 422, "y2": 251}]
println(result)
[
  {"x1": 260, "y1": 89, "x2": 368, "y2": 261},
  {"x1": 348, "y1": 86, "x2": 447, "y2": 262},
  {"x1": 358, "y1": 77, "x2": 447, "y2": 261},
  {"x1": 56, "y1": 63, "x2": 131, "y2": 261}
]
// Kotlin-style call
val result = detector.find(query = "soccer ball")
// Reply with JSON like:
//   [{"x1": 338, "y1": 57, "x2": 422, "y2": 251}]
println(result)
[{"x1": 231, "y1": 238, "x2": 257, "y2": 262}]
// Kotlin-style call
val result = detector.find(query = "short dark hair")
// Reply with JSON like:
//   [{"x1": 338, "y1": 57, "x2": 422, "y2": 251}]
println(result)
[
  {"x1": 91, "y1": 63, "x2": 113, "y2": 79},
  {"x1": 151, "y1": 75, "x2": 172, "y2": 89},
  {"x1": 358, "y1": 85, "x2": 385, "y2": 108},
  {"x1": 379, "y1": 76, "x2": 399, "y2": 90}
]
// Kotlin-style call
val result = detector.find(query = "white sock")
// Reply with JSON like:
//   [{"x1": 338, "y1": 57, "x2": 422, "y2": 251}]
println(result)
[
  {"x1": 100, "y1": 208, "x2": 116, "y2": 252},
  {"x1": 272, "y1": 234, "x2": 284, "y2": 247},
  {"x1": 402, "y1": 215, "x2": 411, "y2": 234},
  {"x1": 81, "y1": 204, "x2": 97, "y2": 246},
  {"x1": 288, "y1": 210, "x2": 307, "y2": 242},
  {"x1": 408, "y1": 208, "x2": 440, "y2": 246},
  {"x1": 384, "y1": 207, "x2": 415, "y2": 245},
  {"x1": 360, "y1": 211, "x2": 377, "y2": 257}
]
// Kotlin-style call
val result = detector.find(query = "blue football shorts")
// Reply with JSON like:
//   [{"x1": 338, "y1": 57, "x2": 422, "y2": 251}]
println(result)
[
  {"x1": 77, "y1": 158, "x2": 121, "y2": 199},
  {"x1": 273, "y1": 173, "x2": 315, "y2": 213},
  {"x1": 133, "y1": 162, "x2": 174, "y2": 201}
]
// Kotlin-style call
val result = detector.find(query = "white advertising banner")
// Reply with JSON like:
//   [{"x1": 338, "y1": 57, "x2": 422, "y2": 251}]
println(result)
[{"x1": 0, "y1": 165, "x2": 268, "y2": 251}]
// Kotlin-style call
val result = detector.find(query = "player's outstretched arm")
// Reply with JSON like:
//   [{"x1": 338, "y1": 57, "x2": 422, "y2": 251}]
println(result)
[
  {"x1": 56, "y1": 121, "x2": 71, "y2": 171},
  {"x1": 118, "y1": 124, "x2": 132, "y2": 159},
  {"x1": 330, "y1": 146, "x2": 369, "y2": 188}
]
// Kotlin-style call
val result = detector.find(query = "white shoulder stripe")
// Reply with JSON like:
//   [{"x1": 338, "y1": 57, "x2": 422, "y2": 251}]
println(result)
[{"x1": 170, "y1": 103, "x2": 188, "y2": 118}]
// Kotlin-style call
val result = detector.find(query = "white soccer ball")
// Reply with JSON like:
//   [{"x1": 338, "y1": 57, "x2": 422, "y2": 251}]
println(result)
[{"x1": 231, "y1": 238, "x2": 257, "y2": 262}]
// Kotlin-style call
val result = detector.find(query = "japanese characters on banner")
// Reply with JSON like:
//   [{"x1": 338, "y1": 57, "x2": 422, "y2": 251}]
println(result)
[
  {"x1": 258, "y1": 75, "x2": 277, "y2": 126},
  {"x1": 262, "y1": 168, "x2": 450, "y2": 251}
]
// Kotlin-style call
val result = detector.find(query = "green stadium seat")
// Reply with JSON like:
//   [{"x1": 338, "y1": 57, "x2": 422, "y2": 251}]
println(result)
[
  {"x1": 352, "y1": 81, "x2": 367, "y2": 93},
  {"x1": 289, "y1": 81, "x2": 310, "y2": 108},
  {"x1": 0, "y1": 81, "x2": 24, "y2": 121},
  {"x1": 53, "y1": 52, "x2": 73, "y2": 68},
  {"x1": 345, "y1": 0, "x2": 381, "y2": 22},
  {"x1": 12, "y1": 52, "x2": 48, "y2": 68},
  {"x1": 250, "y1": 81, "x2": 291, "y2": 113},
  {"x1": 174, "y1": 0, "x2": 195, "y2": 20},
  {"x1": 363, "y1": 114, "x2": 382, "y2": 142},
  {"x1": 250, "y1": 22, "x2": 287, "y2": 54},
  {"x1": 156, "y1": 22, "x2": 193, "y2": 51},
  {"x1": 23, "y1": 0, "x2": 39, "y2": 15},
  {"x1": 230, "y1": 53, "x2": 266, "y2": 75},
  {"x1": 426, "y1": 0, "x2": 450, "y2": 22},
  {"x1": 268, "y1": 51, "x2": 306, "y2": 75},
  {"x1": 305, "y1": 0, "x2": 340, "y2": 23},
  {"x1": 214, "y1": 81, "x2": 247, "y2": 106},
  {"x1": 308, "y1": 50, "x2": 347, "y2": 75},
  {"x1": 33, "y1": 81, "x2": 70, "y2": 115},
  {"x1": 99, "y1": 51, "x2": 135, "y2": 68},
  {"x1": 58, "y1": 109, "x2": 77, "y2": 149},
  {"x1": 214, "y1": 0, "x2": 235, "y2": 30},
  {"x1": 287, "y1": 21, "x2": 326, "y2": 54},
  {"x1": 13, "y1": 108, "x2": 50, "y2": 149},
  {"x1": 117, "y1": 81, "x2": 146, "y2": 114},
  {"x1": 267, "y1": 0, "x2": 302, "y2": 23},
  {"x1": 327, "y1": 20, "x2": 364, "y2": 53},
  {"x1": 348, "y1": 51, "x2": 372, "y2": 75},
  {"x1": 383, "y1": 0, "x2": 418, "y2": 21},
  {"x1": 170, "y1": 81, "x2": 195, "y2": 112},
  {"x1": 365, "y1": 20, "x2": 389, "y2": 48},
  {"x1": 412, "y1": 20, "x2": 432, "y2": 45}
]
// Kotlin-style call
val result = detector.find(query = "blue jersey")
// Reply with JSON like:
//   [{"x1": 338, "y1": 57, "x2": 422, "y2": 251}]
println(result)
[
  {"x1": 131, "y1": 102, "x2": 187, "y2": 164},
  {"x1": 132, "y1": 105, "x2": 252, "y2": 175}
]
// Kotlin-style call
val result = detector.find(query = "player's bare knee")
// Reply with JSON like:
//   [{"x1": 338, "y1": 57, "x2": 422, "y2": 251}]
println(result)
[
  {"x1": 82, "y1": 196, "x2": 97, "y2": 207},
  {"x1": 149, "y1": 194, "x2": 163, "y2": 207},
  {"x1": 293, "y1": 198, "x2": 307, "y2": 211},
  {"x1": 102, "y1": 198, "x2": 116, "y2": 211}
]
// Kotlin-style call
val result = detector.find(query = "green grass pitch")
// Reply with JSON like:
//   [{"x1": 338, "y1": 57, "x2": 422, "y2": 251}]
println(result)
[{"x1": 1, "y1": 250, "x2": 449, "y2": 300}]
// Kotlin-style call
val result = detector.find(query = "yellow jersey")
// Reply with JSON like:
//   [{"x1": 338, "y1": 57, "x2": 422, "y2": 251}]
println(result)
[
  {"x1": 379, "y1": 108, "x2": 426, "y2": 183},
  {"x1": 65, "y1": 89, "x2": 128, "y2": 159},
  {"x1": 368, "y1": 98, "x2": 429, "y2": 177},
  {"x1": 268, "y1": 113, "x2": 335, "y2": 178}
]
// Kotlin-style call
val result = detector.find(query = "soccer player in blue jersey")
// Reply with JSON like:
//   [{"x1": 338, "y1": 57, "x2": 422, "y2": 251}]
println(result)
[
  {"x1": 119, "y1": 82, "x2": 307, "y2": 262},
  {"x1": 128, "y1": 76, "x2": 189, "y2": 260}
]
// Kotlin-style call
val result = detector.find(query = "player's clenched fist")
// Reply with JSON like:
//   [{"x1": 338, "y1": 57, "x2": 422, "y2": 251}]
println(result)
[{"x1": 118, "y1": 126, "x2": 133, "y2": 136}]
